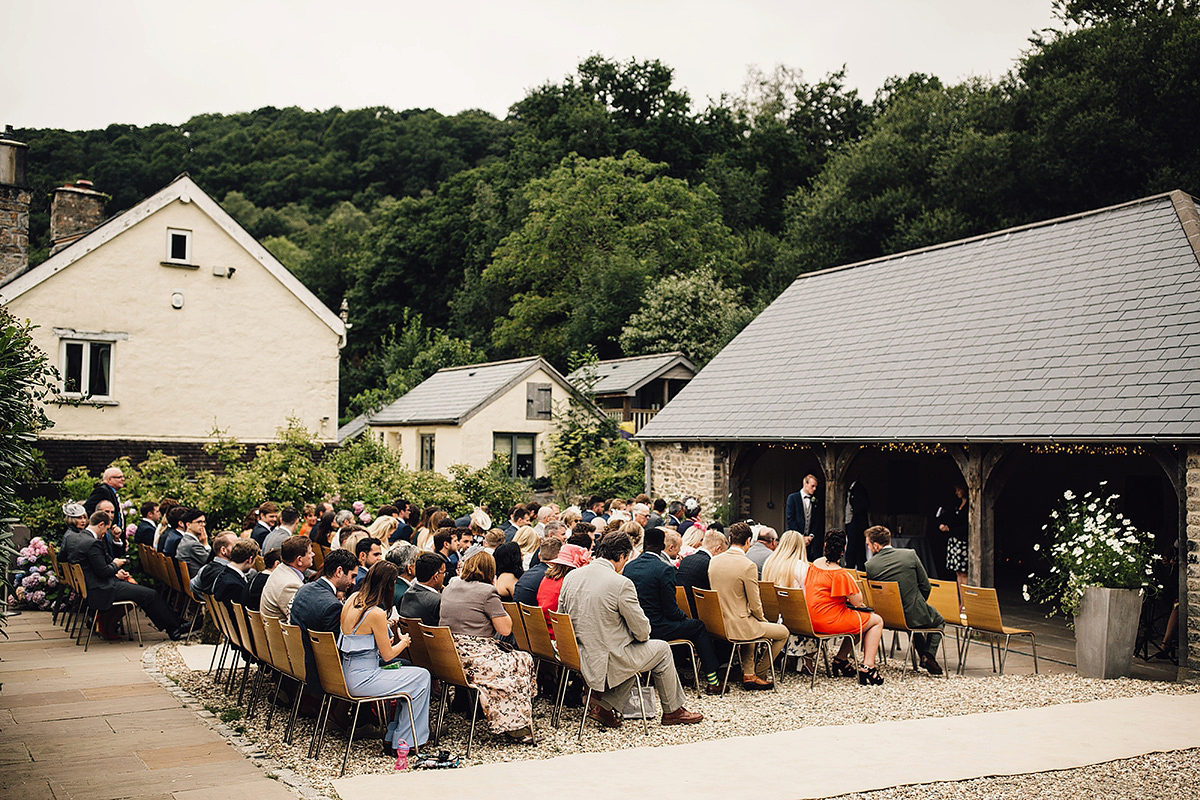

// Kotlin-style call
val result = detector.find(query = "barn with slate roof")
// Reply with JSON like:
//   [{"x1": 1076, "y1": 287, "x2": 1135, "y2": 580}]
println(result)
[{"x1": 637, "y1": 190, "x2": 1200, "y2": 673}]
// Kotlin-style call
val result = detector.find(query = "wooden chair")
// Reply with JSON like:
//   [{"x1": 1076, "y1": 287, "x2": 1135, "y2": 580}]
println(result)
[
  {"x1": 927, "y1": 579, "x2": 969, "y2": 670},
  {"x1": 418, "y1": 622, "x2": 485, "y2": 757},
  {"x1": 759, "y1": 580, "x2": 780, "y2": 623},
  {"x1": 175, "y1": 561, "x2": 205, "y2": 642},
  {"x1": 517, "y1": 603, "x2": 561, "y2": 668},
  {"x1": 70, "y1": 562, "x2": 143, "y2": 651},
  {"x1": 546, "y1": 609, "x2": 649, "y2": 740},
  {"x1": 502, "y1": 601, "x2": 531, "y2": 652},
  {"x1": 310, "y1": 543, "x2": 325, "y2": 572},
  {"x1": 307, "y1": 630, "x2": 419, "y2": 776},
  {"x1": 867, "y1": 580, "x2": 946, "y2": 678},
  {"x1": 58, "y1": 554, "x2": 84, "y2": 636},
  {"x1": 398, "y1": 617, "x2": 435, "y2": 671},
  {"x1": 774, "y1": 586, "x2": 854, "y2": 688},
  {"x1": 228, "y1": 603, "x2": 259, "y2": 704},
  {"x1": 961, "y1": 585, "x2": 1038, "y2": 675},
  {"x1": 278, "y1": 622, "x2": 311, "y2": 745},
  {"x1": 244, "y1": 609, "x2": 278, "y2": 719},
  {"x1": 676, "y1": 585, "x2": 694, "y2": 618},
  {"x1": 692, "y1": 587, "x2": 776, "y2": 693},
  {"x1": 261, "y1": 614, "x2": 298, "y2": 730}
]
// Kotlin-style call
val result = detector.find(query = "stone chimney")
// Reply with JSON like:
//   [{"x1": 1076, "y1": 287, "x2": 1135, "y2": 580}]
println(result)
[
  {"x1": 50, "y1": 179, "x2": 107, "y2": 255},
  {"x1": 0, "y1": 125, "x2": 30, "y2": 283}
]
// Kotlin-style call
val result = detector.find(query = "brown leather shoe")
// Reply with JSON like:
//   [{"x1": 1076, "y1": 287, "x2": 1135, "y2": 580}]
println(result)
[
  {"x1": 587, "y1": 701, "x2": 622, "y2": 729},
  {"x1": 704, "y1": 679, "x2": 728, "y2": 696},
  {"x1": 661, "y1": 707, "x2": 703, "y2": 725},
  {"x1": 920, "y1": 653, "x2": 944, "y2": 676}
]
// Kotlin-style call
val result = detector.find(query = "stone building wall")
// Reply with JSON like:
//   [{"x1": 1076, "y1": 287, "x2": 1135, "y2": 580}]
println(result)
[
  {"x1": 644, "y1": 441, "x2": 729, "y2": 518},
  {"x1": 0, "y1": 185, "x2": 30, "y2": 282},
  {"x1": 1185, "y1": 445, "x2": 1200, "y2": 677}
]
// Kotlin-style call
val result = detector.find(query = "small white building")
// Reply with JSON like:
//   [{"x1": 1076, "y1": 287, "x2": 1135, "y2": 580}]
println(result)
[
  {"x1": 365, "y1": 356, "x2": 583, "y2": 479},
  {"x1": 0, "y1": 164, "x2": 346, "y2": 474}
]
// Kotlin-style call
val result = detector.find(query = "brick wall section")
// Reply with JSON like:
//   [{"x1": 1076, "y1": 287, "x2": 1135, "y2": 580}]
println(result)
[
  {"x1": 645, "y1": 442, "x2": 728, "y2": 516},
  {"x1": 0, "y1": 185, "x2": 30, "y2": 281},
  {"x1": 1185, "y1": 445, "x2": 1200, "y2": 675}
]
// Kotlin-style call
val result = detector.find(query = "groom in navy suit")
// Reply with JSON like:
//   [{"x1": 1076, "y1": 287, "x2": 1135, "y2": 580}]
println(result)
[{"x1": 785, "y1": 473, "x2": 824, "y2": 562}]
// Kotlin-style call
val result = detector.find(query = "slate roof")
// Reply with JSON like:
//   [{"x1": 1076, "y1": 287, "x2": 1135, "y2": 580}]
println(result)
[
  {"x1": 337, "y1": 413, "x2": 369, "y2": 443},
  {"x1": 368, "y1": 357, "x2": 567, "y2": 426},
  {"x1": 567, "y1": 352, "x2": 696, "y2": 396},
  {"x1": 637, "y1": 191, "x2": 1200, "y2": 443}
]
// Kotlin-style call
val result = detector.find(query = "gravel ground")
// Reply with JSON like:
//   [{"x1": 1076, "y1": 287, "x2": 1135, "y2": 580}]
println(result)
[
  {"x1": 155, "y1": 643, "x2": 1199, "y2": 798},
  {"x1": 830, "y1": 749, "x2": 1200, "y2": 799}
]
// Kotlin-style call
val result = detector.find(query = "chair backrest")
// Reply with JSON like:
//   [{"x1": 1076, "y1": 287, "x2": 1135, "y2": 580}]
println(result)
[
  {"x1": 177, "y1": 560, "x2": 197, "y2": 602},
  {"x1": 229, "y1": 602, "x2": 256, "y2": 657},
  {"x1": 502, "y1": 601, "x2": 531, "y2": 651},
  {"x1": 856, "y1": 577, "x2": 874, "y2": 606},
  {"x1": 210, "y1": 597, "x2": 236, "y2": 646},
  {"x1": 775, "y1": 586, "x2": 817, "y2": 637},
  {"x1": 307, "y1": 630, "x2": 352, "y2": 698},
  {"x1": 517, "y1": 603, "x2": 559, "y2": 661},
  {"x1": 692, "y1": 587, "x2": 729, "y2": 640},
  {"x1": 399, "y1": 617, "x2": 433, "y2": 670},
  {"x1": 927, "y1": 579, "x2": 963, "y2": 624},
  {"x1": 278, "y1": 622, "x2": 308, "y2": 682},
  {"x1": 867, "y1": 580, "x2": 909, "y2": 631},
  {"x1": 69, "y1": 562, "x2": 88, "y2": 601},
  {"x1": 139, "y1": 547, "x2": 159, "y2": 582},
  {"x1": 961, "y1": 585, "x2": 1006, "y2": 633},
  {"x1": 419, "y1": 624, "x2": 471, "y2": 687},
  {"x1": 310, "y1": 544, "x2": 325, "y2": 572},
  {"x1": 164, "y1": 557, "x2": 182, "y2": 593},
  {"x1": 245, "y1": 609, "x2": 275, "y2": 667},
  {"x1": 758, "y1": 580, "x2": 780, "y2": 623},
  {"x1": 676, "y1": 585, "x2": 693, "y2": 618},
  {"x1": 261, "y1": 615, "x2": 292, "y2": 675},
  {"x1": 546, "y1": 610, "x2": 583, "y2": 672}
]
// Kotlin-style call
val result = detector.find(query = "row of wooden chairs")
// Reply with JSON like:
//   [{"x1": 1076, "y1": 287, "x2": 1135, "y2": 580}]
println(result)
[
  {"x1": 138, "y1": 544, "x2": 204, "y2": 639},
  {"x1": 47, "y1": 541, "x2": 144, "y2": 651}
]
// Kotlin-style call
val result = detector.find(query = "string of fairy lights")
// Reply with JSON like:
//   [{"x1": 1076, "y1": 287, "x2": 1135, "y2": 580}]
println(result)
[{"x1": 747, "y1": 441, "x2": 1172, "y2": 457}]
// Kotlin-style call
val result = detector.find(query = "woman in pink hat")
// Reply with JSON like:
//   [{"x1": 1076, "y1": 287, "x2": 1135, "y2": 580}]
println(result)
[{"x1": 537, "y1": 543, "x2": 591, "y2": 638}]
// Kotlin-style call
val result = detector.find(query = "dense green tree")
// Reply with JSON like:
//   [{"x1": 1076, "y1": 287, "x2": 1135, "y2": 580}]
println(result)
[{"x1": 0, "y1": 309, "x2": 58, "y2": 520}]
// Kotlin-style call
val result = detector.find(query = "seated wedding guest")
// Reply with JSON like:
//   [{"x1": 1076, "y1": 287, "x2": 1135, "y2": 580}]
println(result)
[
  {"x1": 385, "y1": 541, "x2": 419, "y2": 610},
  {"x1": 175, "y1": 509, "x2": 212, "y2": 577},
  {"x1": 745, "y1": 526, "x2": 778, "y2": 577},
  {"x1": 214, "y1": 539, "x2": 260, "y2": 610},
  {"x1": 664, "y1": 531, "x2": 683, "y2": 566},
  {"x1": 513, "y1": 538, "x2": 561, "y2": 606},
  {"x1": 433, "y1": 529, "x2": 460, "y2": 578},
  {"x1": 247, "y1": 549, "x2": 279, "y2": 611},
  {"x1": 762, "y1": 530, "x2": 820, "y2": 675},
  {"x1": 260, "y1": 535, "x2": 313, "y2": 621},
  {"x1": 622, "y1": 527, "x2": 725, "y2": 694},
  {"x1": 330, "y1": 510, "x2": 356, "y2": 549},
  {"x1": 559, "y1": 531, "x2": 703, "y2": 730},
  {"x1": 191, "y1": 531, "x2": 238, "y2": 597},
  {"x1": 311, "y1": 511, "x2": 336, "y2": 548},
  {"x1": 863, "y1": 525, "x2": 944, "y2": 674},
  {"x1": 537, "y1": 543, "x2": 590, "y2": 636},
  {"x1": 493, "y1": 541, "x2": 525, "y2": 599},
  {"x1": 806, "y1": 530, "x2": 886, "y2": 685},
  {"x1": 416, "y1": 509, "x2": 449, "y2": 552},
  {"x1": 709, "y1": 522, "x2": 789, "y2": 690},
  {"x1": 354, "y1": 536, "x2": 384, "y2": 589},
  {"x1": 439, "y1": 551, "x2": 537, "y2": 743},
  {"x1": 297, "y1": 503, "x2": 319, "y2": 538},
  {"x1": 59, "y1": 502, "x2": 89, "y2": 558},
  {"x1": 262, "y1": 507, "x2": 302, "y2": 556},
  {"x1": 397, "y1": 552, "x2": 446, "y2": 627},
  {"x1": 158, "y1": 507, "x2": 186, "y2": 557},
  {"x1": 676, "y1": 530, "x2": 728, "y2": 615},
  {"x1": 513, "y1": 525, "x2": 540, "y2": 569},
  {"x1": 291, "y1": 549, "x2": 357, "y2": 689},
  {"x1": 339, "y1": 561, "x2": 433, "y2": 757},
  {"x1": 134, "y1": 501, "x2": 160, "y2": 547},
  {"x1": 366, "y1": 515, "x2": 399, "y2": 547}
]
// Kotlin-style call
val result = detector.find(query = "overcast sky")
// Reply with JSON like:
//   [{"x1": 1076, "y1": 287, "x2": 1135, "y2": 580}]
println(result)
[{"x1": 4, "y1": 0, "x2": 1063, "y2": 131}]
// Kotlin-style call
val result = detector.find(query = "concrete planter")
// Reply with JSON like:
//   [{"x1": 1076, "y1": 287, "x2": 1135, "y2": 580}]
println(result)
[{"x1": 1074, "y1": 586, "x2": 1143, "y2": 678}]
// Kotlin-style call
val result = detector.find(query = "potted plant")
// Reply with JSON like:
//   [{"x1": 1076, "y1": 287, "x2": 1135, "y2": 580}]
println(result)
[{"x1": 1026, "y1": 484, "x2": 1158, "y2": 678}]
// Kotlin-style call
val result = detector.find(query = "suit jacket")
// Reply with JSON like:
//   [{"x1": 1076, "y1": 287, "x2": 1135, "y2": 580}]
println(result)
[
  {"x1": 745, "y1": 542, "x2": 773, "y2": 578},
  {"x1": 261, "y1": 527, "x2": 293, "y2": 557},
  {"x1": 708, "y1": 548, "x2": 771, "y2": 641},
  {"x1": 134, "y1": 519, "x2": 158, "y2": 547},
  {"x1": 501, "y1": 522, "x2": 517, "y2": 542},
  {"x1": 175, "y1": 534, "x2": 210, "y2": 577},
  {"x1": 786, "y1": 490, "x2": 825, "y2": 561},
  {"x1": 260, "y1": 565, "x2": 304, "y2": 620},
  {"x1": 621, "y1": 551, "x2": 690, "y2": 637},
  {"x1": 69, "y1": 531, "x2": 122, "y2": 609},
  {"x1": 159, "y1": 528, "x2": 183, "y2": 557},
  {"x1": 212, "y1": 564, "x2": 250, "y2": 608},
  {"x1": 246, "y1": 570, "x2": 270, "y2": 611},
  {"x1": 389, "y1": 521, "x2": 414, "y2": 544},
  {"x1": 864, "y1": 546, "x2": 943, "y2": 631},
  {"x1": 512, "y1": 561, "x2": 547, "y2": 606},
  {"x1": 250, "y1": 522, "x2": 273, "y2": 546},
  {"x1": 84, "y1": 483, "x2": 123, "y2": 530},
  {"x1": 398, "y1": 582, "x2": 442, "y2": 627},
  {"x1": 558, "y1": 558, "x2": 653, "y2": 691},
  {"x1": 60, "y1": 528, "x2": 94, "y2": 565},
  {"x1": 290, "y1": 577, "x2": 344, "y2": 688},
  {"x1": 675, "y1": 550, "x2": 712, "y2": 594}
]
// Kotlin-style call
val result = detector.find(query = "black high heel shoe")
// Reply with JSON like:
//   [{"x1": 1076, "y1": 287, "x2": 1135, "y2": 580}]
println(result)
[
  {"x1": 831, "y1": 658, "x2": 857, "y2": 678},
  {"x1": 858, "y1": 666, "x2": 884, "y2": 685}
]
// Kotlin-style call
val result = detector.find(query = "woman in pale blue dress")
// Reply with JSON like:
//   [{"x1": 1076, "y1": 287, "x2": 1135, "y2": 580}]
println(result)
[{"x1": 339, "y1": 561, "x2": 432, "y2": 755}]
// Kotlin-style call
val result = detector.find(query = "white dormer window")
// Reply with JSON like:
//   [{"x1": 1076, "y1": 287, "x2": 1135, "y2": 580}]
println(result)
[{"x1": 166, "y1": 228, "x2": 192, "y2": 264}]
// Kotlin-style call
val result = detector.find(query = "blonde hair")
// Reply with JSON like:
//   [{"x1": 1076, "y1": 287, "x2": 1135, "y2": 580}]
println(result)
[
  {"x1": 619, "y1": 520, "x2": 643, "y2": 549},
  {"x1": 514, "y1": 525, "x2": 539, "y2": 558},
  {"x1": 683, "y1": 526, "x2": 705, "y2": 549},
  {"x1": 366, "y1": 515, "x2": 398, "y2": 541},
  {"x1": 761, "y1": 530, "x2": 809, "y2": 587}
]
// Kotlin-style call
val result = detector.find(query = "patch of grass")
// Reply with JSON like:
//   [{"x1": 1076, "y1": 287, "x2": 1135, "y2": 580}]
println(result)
[
  {"x1": 219, "y1": 708, "x2": 243, "y2": 724},
  {"x1": 204, "y1": 703, "x2": 221, "y2": 714}
]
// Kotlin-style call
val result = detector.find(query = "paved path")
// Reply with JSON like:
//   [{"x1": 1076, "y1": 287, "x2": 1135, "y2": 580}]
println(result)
[
  {"x1": 334, "y1": 693, "x2": 1200, "y2": 800},
  {"x1": 0, "y1": 610, "x2": 299, "y2": 800}
]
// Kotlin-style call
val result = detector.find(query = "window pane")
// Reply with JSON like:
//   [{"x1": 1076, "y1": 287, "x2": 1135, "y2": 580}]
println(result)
[
  {"x1": 170, "y1": 232, "x2": 188, "y2": 261},
  {"x1": 64, "y1": 342, "x2": 82, "y2": 393},
  {"x1": 516, "y1": 434, "x2": 534, "y2": 455},
  {"x1": 88, "y1": 343, "x2": 111, "y2": 396},
  {"x1": 515, "y1": 434, "x2": 535, "y2": 478},
  {"x1": 420, "y1": 434, "x2": 435, "y2": 471},
  {"x1": 493, "y1": 434, "x2": 512, "y2": 459}
]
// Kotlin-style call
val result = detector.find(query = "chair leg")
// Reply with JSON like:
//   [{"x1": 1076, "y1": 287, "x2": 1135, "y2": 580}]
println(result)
[
  {"x1": 208, "y1": 635, "x2": 223, "y2": 676},
  {"x1": 999, "y1": 634, "x2": 1012, "y2": 675},
  {"x1": 340, "y1": 701, "x2": 361, "y2": 777},
  {"x1": 309, "y1": 695, "x2": 330, "y2": 759},
  {"x1": 83, "y1": 610, "x2": 98, "y2": 651},
  {"x1": 465, "y1": 688, "x2": 479, "y2": 759},
  {"x1": 721, "y1": 644, "x2": 737, "y2": 695},
  {"x1": 130, "y1": 607, "x2": 143, "y2": 647},
  {"x1": 1030, "y1": 633, "x2": 1039, "y2": 674},
  {"x1": 433, "y1": 683, "x2": 449, "y2": 746},
  {"x1": 285, "y1": 679, "x2": 304, "y2": 745},
  {"x1": 577, "y1": 687, "x2": 593, "y2": 743},
  {"x1": 266, "y1": 670, "x2": 286, "y2": 730},
  {"x1": 552, "y1": 665, "x2": 568, "y2": 728}
]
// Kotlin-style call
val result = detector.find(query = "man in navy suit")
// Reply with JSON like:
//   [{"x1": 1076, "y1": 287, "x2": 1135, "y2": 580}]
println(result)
[
  {"x1": 290, "y1": 548, "x2": 357, "y2": 689},
  {"x1": 398, "y1": 553, "x2": 445, "y2": 627},
  {"x1": 84, "y1": 468, "x2": 125, "y2": 532},
  {"x1": 786, "y1": 473, "x2": 825, "y2": 562},
  {"x1": 389, "y1": 498, "x2": 414, "y2": 543},
  {"x1": 250, "y1": 502, "x2": 280, "y2": 546},
  {"x1": 157, "y1": 507, "x2": 186, "y2": 558},
  {"x1": 212, "y1": 538, "x2": 259, "y2": 609},
  {"x1": 134, "y1": 501, "x2": 160, "y2": 547},
  {"x1": 675, "y1": 529, "x2": 728, "y2": 616},
  {"x1": 622, "y1": 527, "x2": 724, "y2": 694}
]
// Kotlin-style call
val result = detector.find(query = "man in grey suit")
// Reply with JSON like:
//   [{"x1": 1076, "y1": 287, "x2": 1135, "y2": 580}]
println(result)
[
  {"x1": 174, "y1": 509, "x2": 211, "y2": 577},
  {"x1": 261, "y1": 507, "x2": 301, "y2": 557},
  {"x1": 558, "y1": 531, "x2": 703, "y2": 730},
  {"x1": 863, "y1": 525, "x2": 944, "y2": 675},
  {"x1": 398, "y1": 553, "x2": 445, "y2": 626}
]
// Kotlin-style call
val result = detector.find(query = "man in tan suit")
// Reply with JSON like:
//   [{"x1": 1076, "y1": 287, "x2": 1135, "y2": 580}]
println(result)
[
  {"x1": 559, "y1": 531, "x2": 703, "y2": 730},
  {"x1": 260, "y1": 535, "x2": 312, "y2": 621},
  {"x1": 708, "y1": 521, "x2": 789, "y2": 689}
]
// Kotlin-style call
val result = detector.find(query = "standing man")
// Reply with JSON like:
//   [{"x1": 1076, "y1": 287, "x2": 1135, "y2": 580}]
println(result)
[
  {"x1": 85, "y1": 467, "x2": 126, "y2": 532},
  {"x1": 251, "y1": 502, "x2": 280, "y2": 546},
  {"x1": 708, "y1": 522, "x2": 789, "y2": 690},
  {"x1": 863, "y1": 525, "x2": 944, "y2": 674},
  {"x1": 786, "y1": 473, "x2": 825, "y2": 562},
  {"x1": 559, "y1": 531, "x2": 703, "y2": 730},
  {"x1": 260, "y1": 535, "x2": 313, "y2": 621}
]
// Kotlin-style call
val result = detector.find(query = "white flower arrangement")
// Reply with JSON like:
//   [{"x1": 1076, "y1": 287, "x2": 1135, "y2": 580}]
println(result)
[{"x1": 1026, "y1": 483, "x2": 1158, "y2": 619}]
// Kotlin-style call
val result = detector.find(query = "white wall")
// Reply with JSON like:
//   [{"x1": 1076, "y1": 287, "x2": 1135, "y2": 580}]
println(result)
[{"x1": 7, "y1": 198, "x2": 341, "y2": 442}]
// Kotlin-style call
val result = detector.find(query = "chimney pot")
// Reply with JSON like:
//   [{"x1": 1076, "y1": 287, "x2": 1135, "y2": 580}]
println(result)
[{"x1": 50, "y1": 181, "x2": 107, "y2": 255}]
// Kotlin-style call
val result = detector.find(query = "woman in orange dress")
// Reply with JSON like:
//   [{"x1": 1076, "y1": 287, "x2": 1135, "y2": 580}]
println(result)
[{"x1": 804, "y1": 530, "x2": 886, "y2": 685}]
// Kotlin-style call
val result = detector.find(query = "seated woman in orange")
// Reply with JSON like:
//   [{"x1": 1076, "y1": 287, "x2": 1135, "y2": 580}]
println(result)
[{"x1": 804, "y1": 529, "x2": 886, "y2": 685}]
